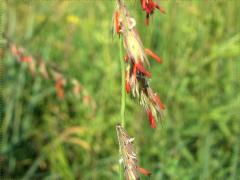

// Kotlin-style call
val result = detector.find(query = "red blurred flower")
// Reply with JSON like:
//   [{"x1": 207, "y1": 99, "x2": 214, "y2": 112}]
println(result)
[
  {"x1": 20, "y1": 56, "x2": 33, "y2": 63},
  {"x1": 55, "y1": 74, "x2": 65, "y2": 100},
  {"x1": 140, "y1": 0, "x2": 165, "y2": 25}
]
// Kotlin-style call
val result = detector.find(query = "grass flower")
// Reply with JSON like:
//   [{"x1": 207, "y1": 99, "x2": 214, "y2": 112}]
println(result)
[
  {"x1": 11, "y1": 44, "x2": 36, "y2": 75},
  {"x1": 9, "y1": 43, "x2": 95, "y2": 106},
  {"x1": 114, "y1": 1, "x2": 165, "y2": 128}
]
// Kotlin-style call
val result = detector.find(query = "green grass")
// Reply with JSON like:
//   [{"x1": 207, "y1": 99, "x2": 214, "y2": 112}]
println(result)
[{"x1": 1, "y1": 0, "x2": 240, "y2": 179}]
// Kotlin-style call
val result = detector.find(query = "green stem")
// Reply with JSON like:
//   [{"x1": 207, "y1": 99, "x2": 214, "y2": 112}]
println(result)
[
  {"x1": 119, "y1": 36, "x2": 126, "y2": 128},
  {"x1": 119, "y1": 36, "x2": 125, "y2": 180}
]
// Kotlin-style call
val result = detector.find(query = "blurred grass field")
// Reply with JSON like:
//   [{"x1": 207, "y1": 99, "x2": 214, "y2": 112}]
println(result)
[{"x1": 1, "y1": 0, "x2": 240, "y2": 179}]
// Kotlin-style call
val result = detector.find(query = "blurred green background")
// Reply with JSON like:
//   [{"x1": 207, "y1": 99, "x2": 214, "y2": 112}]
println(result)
[{"x1": 2, "y1": 0, "x2": 240, "y2": 179}]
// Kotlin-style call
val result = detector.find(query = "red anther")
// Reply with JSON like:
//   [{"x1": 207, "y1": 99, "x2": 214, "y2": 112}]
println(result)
[
  {"x1": 135, "y1": 63, "x2": 151, "y2": 77},
  {"x1": 137, "y1": 166, "x2": 152, "y2": 176},
  {"x1": 141, "y1": 0, "x2": 146, "y2": 9},
  {"x1": 145, "y1": 49, "x2": 162, "y2": 63},
  {"x1": 115, "y1": 11, "x2": 120, "y2": 34},
  {"x1": 155, "y1": 95, "x2": 165, "y2": 110},
  {"x1": 147, "y1": 109, "x2": 156, "y2": 128},
  {"x1": 125, "y1": 80, "x2": 131, "y2": 93},
  {"x1": 124, "y1": 55, "x2": 129, "y2": 62}
]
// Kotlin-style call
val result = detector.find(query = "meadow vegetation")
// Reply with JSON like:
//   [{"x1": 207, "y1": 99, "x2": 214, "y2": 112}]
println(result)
[{"x1": 2, "y1": 0, "x2": 240, "y2": 179}]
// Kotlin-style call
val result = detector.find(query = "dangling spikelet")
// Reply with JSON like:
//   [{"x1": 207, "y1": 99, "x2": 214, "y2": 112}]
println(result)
[{"x1": 116, "y1": 124, "x2": 151, "y2": 179}]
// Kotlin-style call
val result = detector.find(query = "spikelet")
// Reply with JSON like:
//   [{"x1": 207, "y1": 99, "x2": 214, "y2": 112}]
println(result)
[{"x1": 116, "y1": 124, "x2": 151, "y2": 179}]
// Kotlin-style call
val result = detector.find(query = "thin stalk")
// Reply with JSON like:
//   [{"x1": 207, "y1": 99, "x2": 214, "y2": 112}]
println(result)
[
  {"x1": 119, "y1": 36, "x2": 125, "y2": 180},
  {"x1": 119, "y1": 36, "x2": 126, "y2": 128}
]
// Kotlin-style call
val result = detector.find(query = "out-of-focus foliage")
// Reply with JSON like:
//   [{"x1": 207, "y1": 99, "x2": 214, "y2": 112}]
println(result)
[{"x1": 2, "y1": 0, "x2": 240, "y2": 179}]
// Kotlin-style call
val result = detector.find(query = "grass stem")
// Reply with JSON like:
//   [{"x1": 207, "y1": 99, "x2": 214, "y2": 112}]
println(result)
[
  {"x1": 119, "y1": 36, "x2": 125, "y2": 128},
  {"x1": 119, "y1": 36, "x2": 125, "y2": 180}
]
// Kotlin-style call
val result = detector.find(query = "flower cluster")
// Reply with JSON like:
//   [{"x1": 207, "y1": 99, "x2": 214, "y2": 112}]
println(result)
[
  {"x1": 116, "y1": 124, "x2": 151, "y2": 179},
  {"x1": 10, "y1": 43, "x2": 95, "y2": 108},
  {"x1": 140, "y1": 0, "x2": 165, "y2": 25},
  {"x1": 114, "y1": 1, "x2": 165, "y2": 128}
]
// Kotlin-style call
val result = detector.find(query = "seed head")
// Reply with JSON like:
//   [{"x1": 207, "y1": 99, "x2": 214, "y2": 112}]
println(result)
[{"x1": 114, "y1": 1, "x2": 165, "y2": 128}]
